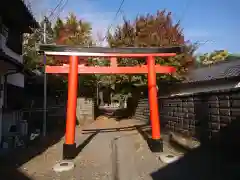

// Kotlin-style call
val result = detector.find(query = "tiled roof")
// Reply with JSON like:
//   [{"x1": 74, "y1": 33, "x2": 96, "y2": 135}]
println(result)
[{"x1": 183, "y1": 57, "x2": 240, "y2": 83}]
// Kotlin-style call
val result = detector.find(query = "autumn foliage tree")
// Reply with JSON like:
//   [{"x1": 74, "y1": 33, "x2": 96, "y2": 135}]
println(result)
[
  {"x1": 23, "y1": 10, "x2": 199, "y2": 94},
  {"x1": 108, "y1": 10, "x2": 198, "y2": 83},
  {"x1": 54, "y1": 13, "x2": 93, "y2": 46},
  {"x1": 52, "y1": 13, "x2": 99, "y2": 88},
  {"x1": 23, "y1": 17, "x2": 54, "y2": 70},
  {"x1": 23, "y1": 13, "x2": 96, "y2": 92},
  {"x1": 23, "y1": 13, "x2": 94, "y2": 70},
  {"x1": 197, "y1": 50, "x2": 229, "y2": 66}
]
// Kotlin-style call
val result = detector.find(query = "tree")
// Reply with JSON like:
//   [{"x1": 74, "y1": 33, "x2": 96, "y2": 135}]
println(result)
[
  {"x1": 198, "y1": 50, "x2": 229, "y2": 65},
  {"x1": 23, "y1": 17, "x2": 54, "y2": 70},
  {"x1": 107, "y1": 10, "x2": 198, "y2": 83},
  {"x1": 52, "y1": 13, "x2": 99, "y2": 91},
  {"x1": 51, "y1": 13, "x2": 97, "y2": 67},
  {"x1": 23, "y1": 12, "x2": 95, "y2": 71},
  {"x1": 54, "y1": 13, "x2": 93, "y2": 46},
  {"x1": 54, "y1": 17, "x2": 64, "y2": 42}
]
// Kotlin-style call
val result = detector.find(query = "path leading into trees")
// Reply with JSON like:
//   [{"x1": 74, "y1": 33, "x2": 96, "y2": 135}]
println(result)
[{"x1": 13, "y1": 117, "x2": 167, "y2": 180}]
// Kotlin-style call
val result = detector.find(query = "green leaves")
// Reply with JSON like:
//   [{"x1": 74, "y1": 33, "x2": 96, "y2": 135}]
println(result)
[
  {"x1": 197, "y1": 50, "x2": 229, "y2": 66},
  {"x1": 107, "y1": 10, "x2": 196, "y2": 83},
  {"x1": 23, "y1": 15, "x2": 55, "y2": 71},
  {"x1": 23, "y1": 12, "x2": 94, "y2": 70},
  {"x1": 22, "y1": 10, "x2": 199, "y2": 94},
  {"x1": 55, "y1": 13, "x2": 93, "y2": 46}
]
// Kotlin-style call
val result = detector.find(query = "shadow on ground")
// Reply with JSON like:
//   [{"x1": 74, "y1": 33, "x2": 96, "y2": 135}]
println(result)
[
  {"x1": 73, "y1": 131, "x2": 100, "y2": 158},
  {"x1": 4, "y1": 113, "x2": 240, "y2": 180},
  {"x1": 0, "y1": 110, "x2": 89, "y2": 180},
  {"x1": 81, "y1": 124, "x2": 147, "y2": 135},
  {"x1": 98, "y1": 107, "x2": 135, "y2": 121},
  {"x1": 0, "y1": 126, "x2": 65, "y2": 180},
  {"x1": 150, "y1": 117, "x2": 240, "y2": 180},
  {"x1": 0, "y1": 118, "x2": 127, "y2": 179}
]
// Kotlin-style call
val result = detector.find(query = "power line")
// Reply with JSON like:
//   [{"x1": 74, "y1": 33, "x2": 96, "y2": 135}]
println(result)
[
  {"x1": 47, "y1": 0, "x2": 65, "y2": 20},
  {"x1": 111, "y1": 0, "x2": 125, "y2": 26},
  {"x1": 26, "y1": 0, "x2": 68, "y2": 41},
  {"x1": 42, "y1": 0, "x2": 68, "y2": 137},
  {"x1": 179, "y1": 0, "x2": 192, "y2": 24},
  {"x1": 51, "y1": 0, "x2": 69, "y2": 22},
  {"x1": 103, "y1": 0, "x2": 126, "y2": 41},
  {"x1": 178, "y1": 0, "x2": 214, "y2": 48}
]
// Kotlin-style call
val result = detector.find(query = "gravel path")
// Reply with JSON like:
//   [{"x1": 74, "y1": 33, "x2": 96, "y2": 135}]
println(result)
[{"x1": 16, "y1": 118, "x2": 165, "y2": 180}]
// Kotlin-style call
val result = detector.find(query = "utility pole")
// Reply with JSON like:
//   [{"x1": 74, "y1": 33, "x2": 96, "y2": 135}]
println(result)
[{"x1": 43, "y1": 16, "x2": 47, "y2": 137}]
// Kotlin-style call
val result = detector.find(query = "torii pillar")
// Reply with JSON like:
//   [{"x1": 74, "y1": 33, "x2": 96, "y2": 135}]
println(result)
[
  {"x1": 147, "y1": 56, "x2": 161, "y2": 151},
  {"x1": 63, "y1": 55, "x2": 78, "y2": 158}
]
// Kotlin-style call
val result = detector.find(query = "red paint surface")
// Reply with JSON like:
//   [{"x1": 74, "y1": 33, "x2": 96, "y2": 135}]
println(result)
[
  {"x1": 110, "y1": 57, "x2": 118, "y2": 67},
  {"x1": 147, "y1": 56, "x2": 161, "y2": 139},
  {"x1": 46, "y1": 65, "x2": 175, "y2": 74},
  {"x1": 65, "y1": 56, "x2": 78, "y2": 145},
  {"x1": 48, "y1": 53, "x2": 176, "y2": 58}
]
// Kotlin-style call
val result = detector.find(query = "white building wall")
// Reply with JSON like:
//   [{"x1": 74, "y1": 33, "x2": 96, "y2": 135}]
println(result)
[
  {"x1": 1, "y1": 24, "x2": 24, "y2": 88},
  {"x1": 168, "y1": 81, "x2": 240, "y2": 97},
  {"x1": 0, "y1": 34, "x2": 23, "y2": 64},
  {"x1": 7, "y1": 73, "x2": 24, "y2": 88}
]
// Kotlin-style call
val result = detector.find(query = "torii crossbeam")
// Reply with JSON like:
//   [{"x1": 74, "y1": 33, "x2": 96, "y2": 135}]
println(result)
[{"x1": 39, "y1": 44, "x2": 182, "y2": 159}]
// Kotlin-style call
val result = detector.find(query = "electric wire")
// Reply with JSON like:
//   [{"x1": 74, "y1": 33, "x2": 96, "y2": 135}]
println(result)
[
  {"x1": 179, "y1": 0, "x2": 192, "y2": 24},
  {"x1": 102, "y1": 0, "x2": 126, "y2": 41},
  {"x1": 25, "y1": 0, "x2": 68, "y2": 41},
  {"x1": 50, "y1": 0, "x2": 69, "y2": 22}
]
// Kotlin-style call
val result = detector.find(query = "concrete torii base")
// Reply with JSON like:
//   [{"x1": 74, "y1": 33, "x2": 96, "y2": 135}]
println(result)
[
  {"x1": 158, "y1": 153, "x2": 182, "y2": 164},
  {"x1": 53, "y1": 160, "x2": 75, "y2": 173}
]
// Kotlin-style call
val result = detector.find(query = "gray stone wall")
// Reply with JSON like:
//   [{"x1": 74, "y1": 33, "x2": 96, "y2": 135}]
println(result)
[
  {"x1": 134, "y1": 88, "x2": 240, "y2": 141},
  {"x1": 134, "y1": 98, "x2": 149, "y2": 124}
]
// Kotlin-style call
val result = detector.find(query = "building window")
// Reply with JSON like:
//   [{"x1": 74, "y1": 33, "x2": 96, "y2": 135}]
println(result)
[
  {"x1": 4, "y1": 82, "x2": 24, "y2": 111},
  {"x1": 6, "y1": 30, "x2": 22, "y2": 55}
]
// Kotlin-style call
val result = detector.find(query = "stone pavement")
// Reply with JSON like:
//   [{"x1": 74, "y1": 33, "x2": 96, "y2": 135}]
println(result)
[{"x1": 18, "y1": 117, "x2": 169, "y2": 180}]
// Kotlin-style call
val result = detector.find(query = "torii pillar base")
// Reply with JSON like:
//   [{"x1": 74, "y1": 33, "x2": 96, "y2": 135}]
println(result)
[
  {"x1": 63, "y1": 143, "x2": 77, "y2": 160},
  {"x1": 148, "y1": 139, "x2": 163, "y2": 152}
]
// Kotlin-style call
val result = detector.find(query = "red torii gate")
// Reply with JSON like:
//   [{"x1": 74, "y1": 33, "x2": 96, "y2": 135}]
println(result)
[{"x1": 39, "y1": 44, "x2": 182, "y2": 159}]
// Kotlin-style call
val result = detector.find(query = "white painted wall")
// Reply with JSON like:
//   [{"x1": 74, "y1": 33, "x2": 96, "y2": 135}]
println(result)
[
  {"x1": 0, "y1": 34, "x2": 23, "y2": 63},
  {"x1": 168, "y1": 81, "x2": 240, "y2": 97},
  {"x1": 7, "y1": 73, "x2": 24, "y2": 88},
  {"x1": 1, "y1": 30, "x2": 25, "y2": 88}
]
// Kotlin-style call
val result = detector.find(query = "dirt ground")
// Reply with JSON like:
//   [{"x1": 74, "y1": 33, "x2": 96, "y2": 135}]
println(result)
[
  {"x1": 1, "y1": 117, "x2": 166, "y2": 180},
  {"x1": 2, "y1": 117, "x2": 239, "y2": 180}
]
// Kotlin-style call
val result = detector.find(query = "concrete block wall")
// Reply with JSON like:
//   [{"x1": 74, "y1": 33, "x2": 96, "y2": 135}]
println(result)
[
  {"x1": 134, "y1": 88, "x2": 240, "y2": 141},
  {"x1": 160, "y1": 96, "x2": 197, "y2": 137},
  {"x1": 76, "y1": 97, "x2": 95, "y2": 126},
  {"x1": 134, "y1": 98, "x2": 149, "y2": 124}
]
